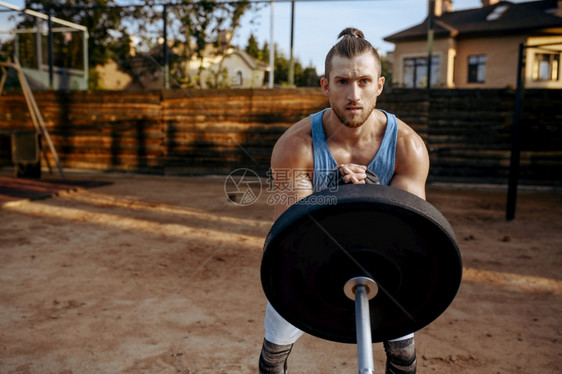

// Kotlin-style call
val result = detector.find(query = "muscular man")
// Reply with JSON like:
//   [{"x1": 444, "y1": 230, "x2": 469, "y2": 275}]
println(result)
[{"x1": 259, "y1": 27, "x2": 429, "y2": 374}]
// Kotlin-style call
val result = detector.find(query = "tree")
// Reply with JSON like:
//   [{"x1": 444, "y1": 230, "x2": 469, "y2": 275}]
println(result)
[
  {"x1": 23, "y1": 0, "x2": 126, "y2": 68},
  {"x1": 15, "y1": 0, "x2": 256, "y2": 89},
  {"x1": 381, "y1": 55, "x2": 393, "y2": 86},
  {"x1": 297, "y1": 65, "x2": 320, "y2": 87},
  {"x1": 248, "y1": 38, "x2": 318, "y2": 87},
  {"x1": 260, "y1": 41, "x2": 270, "y2": 64},
  {"x1": 15, "y1": 0, "x2": 136, "y2": 89},
  {"x1": 152, "y1": 0, "x2": 254, "y2": 87},
  {"x1": 245, "y1": 33, "x2": 260, "y2": 60}
]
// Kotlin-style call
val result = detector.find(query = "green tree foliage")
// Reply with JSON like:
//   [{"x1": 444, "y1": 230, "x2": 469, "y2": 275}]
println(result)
[
  {"x1": 149, "y1": 0, "x2": 254, "y2": 87},
  {"x1": 22, "y1": 0, "x2": 126, "y2": 68},
  {"x1": 245, "y1": 33, "x2": 260, "y2": 60},
  {"x1": 14, "y1": 0, "x2": 256, "y2": 89},
  {"x1": 298, "y1": 65, "x2": 320, "y2": 87},
  {"x1": 381, "y1": 55, "x2": 393, "y2": 86},
  {"x1": 272, "y1": 48, "x2": 319, "y2": 87},
  {"x1": 260, "y1": 41, "x2": 270, "y2": 65},
  {"x1": 246, "y1": 34, "x2": 319, "y2": 87},
  {"x1": 16, "y1": 0, "x2": 138, "y2": 89}
]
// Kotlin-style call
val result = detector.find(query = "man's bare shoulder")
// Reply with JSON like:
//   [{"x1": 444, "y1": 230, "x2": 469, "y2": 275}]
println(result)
[
  {"x1": 390, "y1": 117, "x2": 430, "y2": 199},
  {"x1": 395, "y1": 117, "x2": 426, "y2": 149},
  {"x1": 394, "y1": 117, "x2": 430, "y2": 176},
  {"x1": 271, "y1": 117, "x2": 314, "y2": 169}
]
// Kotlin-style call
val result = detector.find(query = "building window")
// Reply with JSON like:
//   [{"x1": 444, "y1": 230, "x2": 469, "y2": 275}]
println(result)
[
  {"x1": 486, "y1": 5, "x2": 509, "y2": 21},
  {"x1": 532, "y1": 53, "x2": 559, "y2": 81},
  {"x1": 468, "y1": 55, "x2": 486, "y2": 83},
  {"x1": 235, "y1": 71, "x2": 243, "y2": 86},
  {"x1": 403, "y1": 56, "x2": 440, "y2": 88}
]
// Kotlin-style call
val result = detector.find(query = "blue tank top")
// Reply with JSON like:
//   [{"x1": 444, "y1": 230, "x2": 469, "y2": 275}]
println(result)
[{"x1": 311, "y1": 108, "x2": 397, "y2": 191}]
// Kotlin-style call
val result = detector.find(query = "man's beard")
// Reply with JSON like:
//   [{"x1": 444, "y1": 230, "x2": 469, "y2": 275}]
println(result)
[{"x1": 332, "y1": 103, "x2": 376, "y2": 128}]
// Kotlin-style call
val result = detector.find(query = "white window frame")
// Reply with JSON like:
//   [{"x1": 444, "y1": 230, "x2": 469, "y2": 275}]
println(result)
[{"x1": 532, "y1": 52, "x2": 560, "y2": 82}]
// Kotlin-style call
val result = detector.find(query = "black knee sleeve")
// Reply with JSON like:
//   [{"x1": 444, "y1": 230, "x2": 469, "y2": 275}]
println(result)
[
  {"x1": 258, "y1": 339, "x2": 294, "y2": 374},
  {"x1": 384, "y1": 337, "x2": 416, "y2": 374}
]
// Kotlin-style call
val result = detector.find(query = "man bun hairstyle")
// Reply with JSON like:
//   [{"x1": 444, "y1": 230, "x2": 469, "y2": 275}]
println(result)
[
  {"x1": 324, "y1": 27, "x2": 382, "y2": 80},
  {"x1": 337, "y1": 27, "x2": 366, "y2": 49}
]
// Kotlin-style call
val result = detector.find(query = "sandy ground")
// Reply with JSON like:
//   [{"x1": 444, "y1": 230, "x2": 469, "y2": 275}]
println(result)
[{"x1": 0, "y1": 172, "x2": 561, "y2": 373}]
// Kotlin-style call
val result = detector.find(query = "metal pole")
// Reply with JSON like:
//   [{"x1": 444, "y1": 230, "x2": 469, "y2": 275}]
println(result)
[
  {"x1": 47, "y1": 8, "x2": 54, "y2": 89},
  {"x1": 426, "y1": 0, "x2": 434, "y2": 90},
  {"x1": 162, "y1": 4, "x2": 169, "y2": 89},
  {"x1": 35, "y1": 19, "x2": 42, "y2": 71},
  {"x1": 268, "y1": 0, "x2": 274, "y2": 88},
  {"x1": 15, "y1": 32, "x2": 20, "y2": 62},
  {"x1": 506, "y1": 42, "x2": 525, "y2": 221},
  {"x1": 82, "y1": 29, "x2": 88, "y2": 89},
  {"x1": 288, "y1": 0, "x2": 295, "y2": 86},
  {"x1": 355, "y1": 284, "x2": 374, "y2": 374},
  {"x1": 14, "y1": 56, "x2": 65, "y2": 179}
]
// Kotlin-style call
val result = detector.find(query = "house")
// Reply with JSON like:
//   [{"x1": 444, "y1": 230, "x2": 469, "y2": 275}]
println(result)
[
  {"x1": 187, "y1": 47, "x2": 269, "y2": 89},
  {"x1": 96, "y1": 42, "x2": 269, "y2": 90},
  {"x1": 383, "y1": 0, "x2": 562, "y2": 88}
]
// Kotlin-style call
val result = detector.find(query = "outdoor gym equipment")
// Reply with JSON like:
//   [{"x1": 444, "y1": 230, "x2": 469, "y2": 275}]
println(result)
[{"x1": 261, "y1": 184, "x2": 462, "y2": 373}]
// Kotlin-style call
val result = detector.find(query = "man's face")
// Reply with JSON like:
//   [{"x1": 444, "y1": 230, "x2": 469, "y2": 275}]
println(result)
[{"x1": 321, "y1": 52, "x2": 385, "y2": 128}]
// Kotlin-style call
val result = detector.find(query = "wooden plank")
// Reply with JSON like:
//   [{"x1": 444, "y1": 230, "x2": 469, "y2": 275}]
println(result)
[{"x1": 1, "y1": 88, "x2": 561, "y2": 185}]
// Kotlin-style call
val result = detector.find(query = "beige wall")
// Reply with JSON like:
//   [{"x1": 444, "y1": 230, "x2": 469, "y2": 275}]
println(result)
[
  {"x1": 390, "y1": 34, "x2": 562, "y2": 89},
  {"x1": 454, "y1": 35, "x2": 524, "y2": 88},
  {"x1": 194, "y1": 53, "x2": 266, "y2": 89},
  {"x1": 392, "y1": 38, "x2": 454, "y2": 88},
  {"x1": 221, "y1": 54, "x2": 266, "y2": 89},
  {"x1": 95, "y1": 60, "x2": 133, "y2": 90}
]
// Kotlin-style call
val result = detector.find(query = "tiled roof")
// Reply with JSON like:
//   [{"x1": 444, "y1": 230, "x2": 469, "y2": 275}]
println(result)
[{"x1": 383, "y1": 0, "x2": 562, "y2": 42}]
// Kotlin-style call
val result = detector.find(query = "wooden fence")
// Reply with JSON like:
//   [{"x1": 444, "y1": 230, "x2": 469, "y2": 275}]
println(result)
[{"x1": 0, "y1": 88, "x2": 560, "y2": 186}]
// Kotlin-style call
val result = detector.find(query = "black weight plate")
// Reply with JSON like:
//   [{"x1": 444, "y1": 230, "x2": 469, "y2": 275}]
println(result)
[{"x1": 261, "y1": 184, "x2": 462, "y2": 344}]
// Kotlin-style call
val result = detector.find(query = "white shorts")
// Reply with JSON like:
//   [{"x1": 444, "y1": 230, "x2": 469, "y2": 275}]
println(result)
[{"x1": 264, "y1": 302, "x2": 414, "y2": 345}]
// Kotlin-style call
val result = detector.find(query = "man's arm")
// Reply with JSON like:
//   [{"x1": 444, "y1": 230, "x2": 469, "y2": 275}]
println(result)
[
  {"x1": 390, "y1": 121, "x2": 430, "y2": 200},
  {"x1": 269, "y1": 123, "x2": 315, "y2": 220}
]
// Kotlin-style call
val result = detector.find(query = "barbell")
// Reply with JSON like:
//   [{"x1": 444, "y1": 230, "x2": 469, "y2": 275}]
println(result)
[{"x1": 261, "y1": 184, "x2": 462, "y2": 372}]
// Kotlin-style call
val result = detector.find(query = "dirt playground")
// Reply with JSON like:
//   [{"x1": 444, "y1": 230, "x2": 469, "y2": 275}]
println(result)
[{"x1": 0, "y1": 172, "x2": 561, "y2": 373}]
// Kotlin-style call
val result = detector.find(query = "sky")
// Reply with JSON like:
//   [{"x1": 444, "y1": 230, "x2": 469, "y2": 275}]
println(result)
[
  {"x1": 1, "y1": 0, "x2": 529, "y2": 74},
  {"x1": 232, "y1": 0, "x2": 528, "y2": 74}
]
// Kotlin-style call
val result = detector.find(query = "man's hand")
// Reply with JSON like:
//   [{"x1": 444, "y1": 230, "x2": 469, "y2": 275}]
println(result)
[{"x1": 336, "y1": 164, "x2": 368, "y2": 184}]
